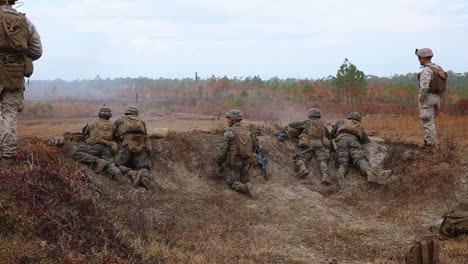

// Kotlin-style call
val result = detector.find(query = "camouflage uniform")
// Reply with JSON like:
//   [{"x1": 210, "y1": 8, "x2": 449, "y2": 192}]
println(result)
[
  {"x1": 330, "y1": 112, "x2": 375, "y2": 188},
  {"x1": 419, "y1": 65, "x2": 441, "y2": 146},
  {"x1": 288, "y1": 119, "x2": 331, "y2": 182},
  {"x1": 113, "y1": 106, "x2": 152, "y2": 188},
  {"x1": 72, "y1": 118, "x2": 121, "y2": 178},
  {"x1": 217, "y1": 109, "x2": 258, "y2": 197},
  {"x1": 287, "y1": 108, "x2": 332, "y2": 183},
  {"x1": 0, "y1": 6, "x2": 42, "y2": 163}
]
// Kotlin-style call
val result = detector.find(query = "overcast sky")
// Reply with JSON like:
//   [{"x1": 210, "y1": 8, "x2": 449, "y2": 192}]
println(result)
[{"x1": 20, "y1": 0, "x2": 468, "y2": 80}]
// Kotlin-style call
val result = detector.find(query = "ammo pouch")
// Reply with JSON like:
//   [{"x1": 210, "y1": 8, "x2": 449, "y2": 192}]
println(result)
[
  {"x1": 0, "y1": 54, "x2": 24, "y2": 91},
  {"x1": 23, "y1": 55, "x2": 33, "y2": 77},
  {"x1": 125, "y1": 133, "x2": 146, "y2": 153},
  {"x1": 298, "y1": 134, "x2": 309, "y2": 148},
  {"x1": 439, "y1": 203, "x2": 468, "y2": 238},
  {"x1": 405, "y1": 234, "x2": 439, "y2": 264}
]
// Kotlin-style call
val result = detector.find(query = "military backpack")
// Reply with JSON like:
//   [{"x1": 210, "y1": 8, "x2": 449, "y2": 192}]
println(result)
[
  {"x1": 405, "y1": 234, "x2": 439, "y2": 264},
  {"x1": 418, "y1": 64, "x2": 448, "y2": 94},
  {"x1": 439, "y1": 203, "x2": 468, "y2": 238}
]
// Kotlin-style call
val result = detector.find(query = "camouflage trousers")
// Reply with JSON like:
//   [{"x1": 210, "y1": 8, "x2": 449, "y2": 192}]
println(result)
[
  {"x1": 419, "y1": 93, "x2": 440, "y2": 146},
  {"x1": 335, "y1": 137, "x2": 371, "y2": 178},
  {"x1": 224, "y1": 164, "x2": 251, "y2": 194},
  {"x1": 72, "y1": 143, "x2": 120, "y2": 177},
  {"x1": 114, "y1": 141, "x2": 151, "y2": 180},
  {"x1": 0, "y1": 89, "x2": 23, "y2": 159},
  {"x1": 294, "y1": 139, "x2": 330, "y2": 175}
]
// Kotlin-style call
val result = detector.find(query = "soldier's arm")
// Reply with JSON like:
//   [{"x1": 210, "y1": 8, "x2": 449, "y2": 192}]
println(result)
[
  {"x1": 419, "y1": 66, "x2": 432, "y2": 102},
  {"x1": 217, "y1": 131, "x2": 235, "y2": 166},
  {"x1": 82, "y1": 124, "x2": 90, "y2": 140},
  {"x1": 25, "y1": 18, "x2": 42, "y2": 61},
  {"x1": 112, "y1": 119, "x2": 122, "y2": 141},
  {"x1": 330, "y1": 120, "x2": 344, "y2": 139},
  {"x1": 360, "y1": 129, "x2": 371, "y2": 144},
  {"x1": 287, "y1": 120, "x2": 307, "y2": 133}
]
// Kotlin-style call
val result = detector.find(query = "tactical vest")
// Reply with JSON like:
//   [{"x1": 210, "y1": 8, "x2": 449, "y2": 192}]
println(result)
[
  {"x1": 85, "y1": 119, "x2": 113, "y2": 145},
  {"x1": 418, "y1": 64, "x2": 448, "y2": 94},
  {"x1": 0, "y1": 8, "x2": 29, "y2": 91},
  {"x1": 226, "y1": 126, "x2": 255, "y2": 166},
  {"x1": 336, "y1": 119, "x2": 363, "y2": 140},
  {"x1": 116, "y1": 115, "x2": 146, "y2": 139}
]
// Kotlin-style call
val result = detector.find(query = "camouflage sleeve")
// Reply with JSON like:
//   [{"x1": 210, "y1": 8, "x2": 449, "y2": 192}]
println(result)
[
  {"x1": 217, "y1": 131, "x2": 235, "y2": 166},
  {"x1": 82, "y1": 123, "x2": 90, "y2": 140},
  {"x1": 251, "y1": 133, "x2": 260, "y2": 153},
  {"x1": 419, "y1": 66, "x2": 433, "y2": 101},
  {"x1": 288, "y1": 120, "x2": 307, "y2": 131},
  {"x1": 330, "y1": 120, "x2": 344, "y2": 139},
  {"x1": 25, "y1": 18, "x2": 42, "y2": 61},
  {"x1": 360, "y1": 129, "x2": 371, "y2": 144},
  {"x1": 112, "y1": 118, "x2": 123, "y2": 141}
]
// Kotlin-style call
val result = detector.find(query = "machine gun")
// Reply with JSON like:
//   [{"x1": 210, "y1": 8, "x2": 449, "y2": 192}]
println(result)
[{"x1": 256, "y1": 145, "x2": 269, "y2": 180}]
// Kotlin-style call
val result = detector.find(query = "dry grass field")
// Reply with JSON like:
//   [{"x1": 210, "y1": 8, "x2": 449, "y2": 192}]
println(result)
[{"x1": 3, "y1": 112, "x2": 467, "y2": 263}]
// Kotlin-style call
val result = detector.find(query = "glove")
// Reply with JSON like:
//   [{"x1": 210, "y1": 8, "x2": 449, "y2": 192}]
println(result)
[{"x1": 111, "y1": 141, "x2": 119, "y2": 155}]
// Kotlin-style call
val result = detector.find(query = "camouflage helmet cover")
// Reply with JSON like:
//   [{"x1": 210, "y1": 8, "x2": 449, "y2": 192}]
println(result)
[
  {"x1": 125, "y1": 105, "x2": 139, "y2": 116},
  {"x1": 307, "y1": 108, "x2": 322, "y2": 118},
  {"x1": 415, "y1": 48, "x2": 433, "y2": 58},
  {"x1": 97, "y1": 105, "x2": 112, "y2": 117},
  {"x1": 347, "y1": 111, "x2": 362, "y2": 122},
  {"x1": 225, "y1": 109, "x2": 243, "y2": 120}
]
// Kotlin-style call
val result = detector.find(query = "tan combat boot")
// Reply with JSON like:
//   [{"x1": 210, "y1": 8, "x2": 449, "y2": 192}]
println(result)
[
  {"x1": 366, "y1": 170, "x2": 381, "y2": 186},
  {"x1": 245, "y1": 182, "x2": 258, "y2": 199},
  {"x1": 295, "y1": 164, "x2": 309, "y2": 179},
  {"x1": 94, "y1": 159, "x2": 110, "y2": 173},
  {"x1": 321, "y1": 173, "x2": 333, "y2": 185},
  {"x1": 141, "y1": 176, "x2": 153, "y2": 191}
]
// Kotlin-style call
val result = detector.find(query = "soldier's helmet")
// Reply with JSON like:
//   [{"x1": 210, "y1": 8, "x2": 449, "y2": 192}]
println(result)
[
  {"x1": 97, "y1": 105, "x2": 112, "y2": 117},
  {"x1": 307, "y1": 108, "x2": 322, "y2": 118},
  {"x1": 347, "y1": 112, "x2": 362, "y2": 122},
  {"x1": 125, "y1": 105, "x2": 139, "y2": 116},
  {"x1": 225, "y1": 109, "x2": 243, "y2": 120},
  {"x1": 415, "y1": 48, "x2": 433, "y2": 58}
]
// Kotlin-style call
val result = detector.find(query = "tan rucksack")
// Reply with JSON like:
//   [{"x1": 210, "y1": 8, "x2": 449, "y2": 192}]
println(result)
[
  {"x1": 439, "y1": 203, "x2": 468, "y2": 238},
  {"x1": 419, "y1": 64, "x2": 448, "y2": 94},
  {"x1": 405, "y1": 234, "x2": 439, "y2": 264},
  {"x1": 337, "y1": 119, "x2": 363, "y2": 139}
]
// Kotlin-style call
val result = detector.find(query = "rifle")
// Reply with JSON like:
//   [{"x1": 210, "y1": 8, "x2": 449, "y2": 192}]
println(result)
[
  {"x1": 84, "y1": 174, "x2": 108, "y2": 199},
  {"x1": 256, "y1": 145, "x2": 269, "y2": 180}
]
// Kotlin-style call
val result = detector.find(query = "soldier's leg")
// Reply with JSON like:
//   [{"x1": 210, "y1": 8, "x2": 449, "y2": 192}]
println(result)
[
  {"x1": 224, "y1": 166, "x2": 247, "y2": 194},
  {"x1": 0, "y1": 90, "x2": 24, "y2": 161},
  {"x1": 335, "y1": 139, "x2": 350, "y2": 188},
  {"x1": 132, "y1": 151, "x2": 152, "y2": 189},
  {"x1": 72, "y1": 143, "x2": 101, "y2": 164},
  {"x1": 312, "y1": 140, "x2": 332, "y2": 184},
  {"x1": 348, "y1": 140, "x2": 378, "y2": 184},
  {"x1": 293, "y1": 147, "x2": 313, "y2": 178},
  {"x1": 419, "y1": 96, "x2": 438, "y2": 146},
  {"x1": 114, "y1": 142, "x2": 132, "y2": 167},
  {"x1": 100, "y1": 146, "x2": 121, "y2": 179}
]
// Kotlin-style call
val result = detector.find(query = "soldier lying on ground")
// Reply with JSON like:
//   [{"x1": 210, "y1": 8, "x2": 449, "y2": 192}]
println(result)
[
  {"x1": 288, "y1": 108, "x2": 333, "y2": 185},
  {"x1": 330, "y1": 112, "x2": 379, "y2": 189}
]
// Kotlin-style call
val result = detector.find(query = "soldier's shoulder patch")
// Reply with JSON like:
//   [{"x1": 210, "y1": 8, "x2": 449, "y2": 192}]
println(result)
[{"x1": 224, "y1": 130, "x2": 235, "y2": 141}]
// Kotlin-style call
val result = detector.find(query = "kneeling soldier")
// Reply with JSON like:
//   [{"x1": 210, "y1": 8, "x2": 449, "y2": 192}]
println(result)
[{"x1": 217, "y1": 109, "x2": 258, "y2": 199}]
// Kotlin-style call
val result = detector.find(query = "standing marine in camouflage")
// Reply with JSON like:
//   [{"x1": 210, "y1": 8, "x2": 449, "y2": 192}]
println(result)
[
  {"x1": 330, "y1": 112, "x2": 378, "y2": 188},
  {"x1": 217, "y1": 109, "x2": 258, "y2": 199},
  {"x1": 288, "y1": 108, "x2": 332, "y2": 184},
  {"x1": 0, "y1": 0, "x2": 42, "y2": 167},
  {"x1": 72, "y1": 105, "x2": 122, "y2": 179},
  {"x1": 113, "y1": 106, "x2": 153, "y2": 189},
  {"x1": 415, "y1": 48, "x2": 448, "y2": 148}
]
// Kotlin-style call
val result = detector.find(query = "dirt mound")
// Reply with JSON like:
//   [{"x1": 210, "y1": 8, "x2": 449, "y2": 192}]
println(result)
[{"x1": 2, "y1": 132, "x2": 467, "y2": 263}]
